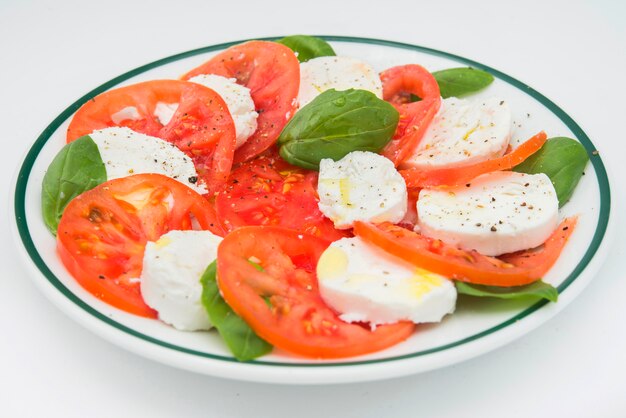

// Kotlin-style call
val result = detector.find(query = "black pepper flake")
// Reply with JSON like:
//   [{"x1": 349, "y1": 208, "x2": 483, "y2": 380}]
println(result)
[
  {"x1": 475, "y1": 223, "x2": 482, "y2": 227},
  {"x1": 491, "y1": 197, "x2": 496, "y2": 202},
  {"x1": 490, "y1": 226, "x2": 497, "y2": 232},
  {"x1": 499, "y1": 100, "x2": 504, "y2": 105},
  {"x1": 524, "y1": 183, "x2": 530, "y2": 187},
  {"x1": 466, "y1": 183, "x2": 471, "y2": 188},
  {"x1": 98, "y1": 275, "x2": 105, "y2": 280},
  {"x1": 188, "y1": 176, "x2": 198, "y2": 184},
  {"x1": 521, "y1": 202, "x2": 527, "y2": 207},
  {"x1": 563, "y1": 226, "x2": 569, "y2": 231}
]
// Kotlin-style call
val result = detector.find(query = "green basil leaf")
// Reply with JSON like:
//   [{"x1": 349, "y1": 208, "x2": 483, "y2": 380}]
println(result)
[
  {"x1": 277, "y1": 35, "x2": 336, "y2": 62},
  {"x1": 278, "y1": 89, "x2": 399, "y2": 170},
  {"x1": 41, "y1": 135, "x2": 107, "y2": 235},
  {"x1": 513, "y1": 137, "x2": 589, "y2": 207},
  {"x1": 432, "y1": 67, "x2": 494, "y2": 98},
  {"x1": 456, "y1": 280, "x2": 558, "y2": 303},
  {"x1": 200, "y1": 261, "x2": 272, "y2": 361}
]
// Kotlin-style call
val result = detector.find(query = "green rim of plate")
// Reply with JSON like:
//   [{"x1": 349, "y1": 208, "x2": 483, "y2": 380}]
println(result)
[{"x1": 14, "y1": 35, "x2": 611, "y2": 367}]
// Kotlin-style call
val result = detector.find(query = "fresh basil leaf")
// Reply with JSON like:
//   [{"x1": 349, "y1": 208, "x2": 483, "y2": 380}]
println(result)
[
  {"x1": 456, "y1": 280, "x2": 558, "y2": 303},
  {"x1": 200, "y1": 261, "x2": 272, "y2": 361},
  {"x1": 432, "y1": 67, "x2": 494, "y2": 98},
  {"x1": 277, "y1": 35, "x2": 336, "y2": 62},
  {"x1": 41, "y1": 135, "x2": 107, "y2": 235},
  {"x1": 513, "y1": 137, "x2": 589, "y2": 207},
  {"x1": 278, "y1": 89, "x2": 399, "y2": 170}
]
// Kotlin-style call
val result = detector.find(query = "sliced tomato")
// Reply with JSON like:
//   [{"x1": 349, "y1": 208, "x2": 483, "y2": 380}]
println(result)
[
  {"x1": 215, "y1": 150, "x2": 348, "y2": 243},
  {"x1": 182, "y1": 41, "x2": 300, "y2": 164},
  {"x1": 354, "y1": 219, "x2": 576, "y2": 286},
  {"x1": 216, "y1": 226, "x2": 415, "y2": 358},
  {"x1": 380, "y1": 64, "x2": 441, "y2": 166},
  {"x1": 401, "y1": 131, "x2": 547, "y2": 188},
  {"x1": 66, "y1": 80, "x2": 237, "y2": 194},
  {"x1": 57, "y1": 174, "x2": 223, "y2": 317}
]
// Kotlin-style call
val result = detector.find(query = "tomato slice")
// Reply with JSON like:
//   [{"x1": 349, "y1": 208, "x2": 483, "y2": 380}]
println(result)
[
  {"x1": 354, "y1": 219, "x2": 576, "y2": 286},
  {"x1": 57, "y1": 174, "x2": 223, "y2": 317},
  {"x1": 66, "y1": 80, "x2": 237, "y2": 194},
  {"x1": 401, "y1": 132, "x2": 547, "y2": 189},
  {"x1": 215, "y1": 150, "x2": 349, "y2": 243},
  {"x1": 182, "y1": 41, "x2": 300, "y2": 164},
  {"x1": 380, "y1": 65, "x2": 441, "y2": 166},
  {"x1": 216, "y1": 226, "x2": 415, "y2": 358}
]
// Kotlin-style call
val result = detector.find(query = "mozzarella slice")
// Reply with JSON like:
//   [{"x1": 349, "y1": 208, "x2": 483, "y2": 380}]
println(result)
[
  {"x1": 401, "y1": 97, "x2": 512, "y2": 170},
  {"x1": 317, "y1": 236, "x2": 457, "y2": 326},
  {"x1": 417, "y1": 171, "x2": 559, "y2": 256},
  {"x1": 140, "y1": 230, "x2": 222, "y2": 331},
  {"x1": 89, "y1": 127, "x2": 206, "y2": 194},
  {"x1": 298, "y1": 56, "x2": 383, "y2": 108},
  {"x1": 189, "y1": 74, "x2": 258, "y2": 148},
  {"x1": 318, "y1": 151, "x2": 407, "y2": 229}
]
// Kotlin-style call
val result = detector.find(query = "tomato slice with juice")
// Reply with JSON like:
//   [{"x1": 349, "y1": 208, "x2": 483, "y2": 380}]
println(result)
[
  {"x1": 182, "y1": 41, "x2": 300, "y2": 164},
  {"x1": 66, "y1": 80, "x2": 237, "y2": 194},
  {"x1": 57, "y1": 174, "x2": 223, "y2": 317},
  {"x1": 215, "y1": 150, "x2": 348, "y2": 243},
  {"x1": 216, "y1": 226, "x2": 415, "y2": 359},
  {"x1": 380, "y1": 64, "x2": 441, "y2": 166},
  {"x1": 354, "y1": 219, "x2": 576, "y2": 287}
]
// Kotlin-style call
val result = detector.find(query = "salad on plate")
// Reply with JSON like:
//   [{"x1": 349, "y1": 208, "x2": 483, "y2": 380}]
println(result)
[{"x1": 40, "y1": 35, "x2": 590, "y2": 361}]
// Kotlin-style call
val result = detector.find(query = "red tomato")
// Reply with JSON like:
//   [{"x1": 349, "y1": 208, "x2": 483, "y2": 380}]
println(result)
[
  {"x1": 66, "y1": 80, "x2": 237, "y2": 194},
  {"x1": 380, "y1": 65, "x2": 441, "y2": 166},
  {"x1": 401, "y1": 132, "x2": 547, "y2": 189},
  {"x1": 354, "y1": 219, "x2": 576, "y2": 287},
  {"x1": 216, "y1": 226, "x2": 416, "y2": 358},
  {"x1": 57, "y1": 174, "x2": 223, "y2": 317},
  {"x1": 215, "y1": 150, "x2": 348, "y2": 243},
  {"x1": 182, "y1": 41, "x2": 300, "y2": 164}
]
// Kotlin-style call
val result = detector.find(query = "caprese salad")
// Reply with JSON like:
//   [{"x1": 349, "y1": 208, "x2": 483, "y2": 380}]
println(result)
[{"x1": 41, "y1": 35, "x2": 589, "y2": 361}]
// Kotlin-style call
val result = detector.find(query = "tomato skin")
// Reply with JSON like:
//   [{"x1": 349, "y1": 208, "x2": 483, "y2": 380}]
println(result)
[
  {"x1": 217, "y1": 226, "x2": 415, "y2": 359},
  {"x1": 182, "y1": 41, "x2": 300, "y2": 164},
  {"x1": 215, "y1": 150, "x2": 349, "y2": 243},
  {"x1": 380, "y1": 65, "x2": 441, "y2": 166},
  {"x1": 57, "y1": 174, "x2": 223, "y2": 317},
  {"x1": 67, "y1": 80, "x2": 237, "y2": 194},
  {"x1": 401, "y1": 131, "x2": 548, "y2": 189},
  {"x1": 354, "y1": 219, "x2": 576, "y2": 287}
]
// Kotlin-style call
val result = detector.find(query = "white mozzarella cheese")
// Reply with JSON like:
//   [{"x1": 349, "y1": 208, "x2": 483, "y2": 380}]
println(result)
[
  {"x1": 298, "y1": 56, "x2": 383, "y2": 108},
  {"x1": 317, "y1": 151, "x2": 407, "y2": 229},
  {"x1": 89, "y1": 127, "x2": 206, "y2": 194},
  {"x1": 317, "y1": 236, "x2": 457, "y2": 326},
  {"x1": 401, "y1": 97, "x2": 512, "y2": 170},
  {"x1": 189, "y1": 74, "x2": 258, "y2": 148},
  {"x1": 140, "y1": 230, "x2": 222, "y2": 331},
  {"x1": 417, "y1": 171, "x2": 559, "y2": 256}
]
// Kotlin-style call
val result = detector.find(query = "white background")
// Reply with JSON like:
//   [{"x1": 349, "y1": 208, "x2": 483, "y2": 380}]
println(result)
[{"x1": 1, "y1": 0, "x2": 625, "y2": 417}]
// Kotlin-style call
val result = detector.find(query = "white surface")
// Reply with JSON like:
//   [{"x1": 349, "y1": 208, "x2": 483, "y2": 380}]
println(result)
[{"x1": 1, "y1": 0, "x2": 624, "y2": 416}]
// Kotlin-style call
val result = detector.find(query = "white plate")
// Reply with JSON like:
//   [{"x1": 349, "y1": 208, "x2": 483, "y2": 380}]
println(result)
[{"x1": 12, "y1": 36, "x2": 612, "y2": 385}]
